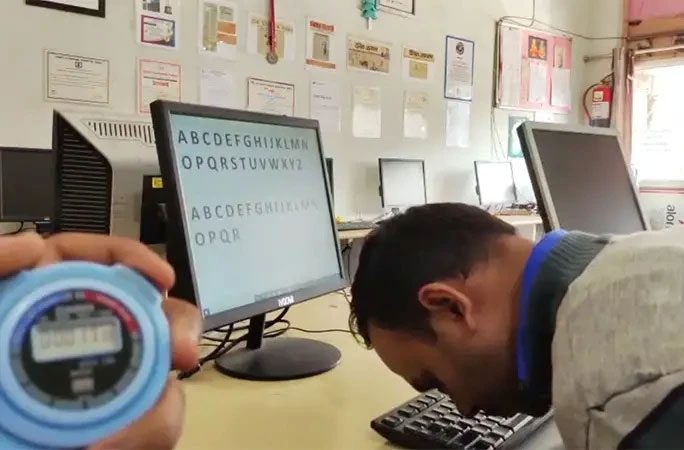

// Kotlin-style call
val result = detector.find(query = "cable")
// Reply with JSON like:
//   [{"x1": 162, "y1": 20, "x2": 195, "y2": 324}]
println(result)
[
  {"x1": 499, "y1": 0, "x2": 625, "y2": 42},
  {"x1": 288, "y1": 326, "x2": 352, "y2": 335}
]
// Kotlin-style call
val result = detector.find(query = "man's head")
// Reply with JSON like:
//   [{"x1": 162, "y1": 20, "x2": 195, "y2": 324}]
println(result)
[{"x1": 350, "y1": 203, "x2": 533, "y2": 416}]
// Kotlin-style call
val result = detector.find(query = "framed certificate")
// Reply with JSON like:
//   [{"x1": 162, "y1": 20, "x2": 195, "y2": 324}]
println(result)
[
  {"x1": 377, "y1": 0, "x2": 415, "y2": 16},
  {"x1": 26, "y1": 0, "x2": 106, "y2": 18}
]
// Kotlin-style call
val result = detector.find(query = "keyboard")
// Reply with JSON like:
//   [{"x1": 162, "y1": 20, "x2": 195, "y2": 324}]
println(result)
[
  {"x1": 371, "y1": 390, "x2": 552, "y2": 449},
  {"x1": 337, "y1": 221, "x2": 376, "y2": 231}
]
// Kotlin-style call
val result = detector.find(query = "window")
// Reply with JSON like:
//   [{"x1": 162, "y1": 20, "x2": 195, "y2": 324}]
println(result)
[{"x1": 631, "y1": 60, "x2": 684, "y2": 181}]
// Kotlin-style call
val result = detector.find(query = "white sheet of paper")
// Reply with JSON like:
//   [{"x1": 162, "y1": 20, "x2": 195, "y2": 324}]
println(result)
[
  {"x1": 500, "y1": 26, "x2": 522, "y2": 107},
  {"x1": 404, "y1": 91, "x2": 429, "y2": 139},
  {"x1": 45, "y1": 51, "x2": 109, "y2": 105},
  {"x1": 137, "y1": 59, "x2": 181, "y2": 114},
  {"x1": 535, "y1": 111, "x2": 569, "y2": 124},
  {"x1": 310, "y1": 80, "x2": 341, "y2": 133},
  {"x1": 446, "y1": 100, "x2": 470, "y2": 148},
  {"x1": 551, "y1": 68, "x2": 571, "y2": 108},
  {"x1": 247, "y1": 14, "x2": 295, "y2": 62},
  {"x1": 528, "y1": 59, "x2": 548, "y2": 104},
  {"x1": 445, "y1": 36, "x2": 474, "y2": 100},
  {"x1": 353, "y1": 87, "x2": 382, "y2": 139},
  {"x1": 199, "y1": 68, "x2": 236, "y2": 108},
  {"x1": 198, "y1": 0, "x2": 238, "y2": 60},
  {"x1": 247, "y1": 78, "x2": 295, "y2": 116},
  {"x1": 136, "y1": 0, "x2": 181, "y2": 49}
]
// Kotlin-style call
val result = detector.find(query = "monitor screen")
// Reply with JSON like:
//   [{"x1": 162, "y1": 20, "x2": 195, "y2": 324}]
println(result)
[
  {"x1": 474, "y1": 161, "x2": 517, "y2": 206},
  {"x1": 523, "y1": 126, "x2": 646, "y2": 234},
  {"x1": 165, "y1": 112, "x2": 344, "y2": 326},
  {"x1": 0, "y1": 148, "x2": 54, "y2": 221},
  {"x1": 379, "y1": 159, "x2": 426, "y2": 208}
]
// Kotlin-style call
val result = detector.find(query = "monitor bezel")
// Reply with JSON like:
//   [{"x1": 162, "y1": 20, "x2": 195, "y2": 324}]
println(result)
[
  {"x1": 378, "y1": 158, "x2": 427, "y2": 208},
  {"x1": 0, "y1": 147, "x2": 54, "y2": 223},
  {"x1": 150, "y1": 100, "x2": 347, "y2": 331},
  {"x1": 518, "y1": 122, "x2": 649, "y2": 233},
  {"x1": 473, "y1": 160, "x2": 517, "y2": 206}
]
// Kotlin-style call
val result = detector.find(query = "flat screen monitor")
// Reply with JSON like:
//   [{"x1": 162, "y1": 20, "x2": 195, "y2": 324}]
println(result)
[
  {"x1": 151, "y1": 101, "x2": 347, "y2": 381},
  {"x1": 0, "y1": 148, "x2": 54, "y2": 222},
  {"x1": 379, "y1": 158, "x2": 427, "y2": 210},
  {"x1": 474, "y1": 161, "x2": 517, "y2": 206},
  {"x1": 518, "y1": 123, "x2": 647, "y2": 234}
]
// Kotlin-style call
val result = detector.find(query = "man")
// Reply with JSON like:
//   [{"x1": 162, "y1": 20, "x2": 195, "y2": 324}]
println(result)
[
  {"x1": 350, "y1": 202, "x2": 684, "y2": 449},
  {"x1": 1, "y1": 232, "x2": 201, "y2": 450}
]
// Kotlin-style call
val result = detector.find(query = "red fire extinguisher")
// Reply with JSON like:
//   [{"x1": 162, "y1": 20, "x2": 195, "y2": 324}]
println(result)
[{"x1": 589, "y1": 83, "x2": 612, "y2": 128}]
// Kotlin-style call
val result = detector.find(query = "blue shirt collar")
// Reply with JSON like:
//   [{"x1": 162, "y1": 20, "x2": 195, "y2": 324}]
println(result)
[{"x1": 516, "y1": 229, "x2": 568, "y2": 384}]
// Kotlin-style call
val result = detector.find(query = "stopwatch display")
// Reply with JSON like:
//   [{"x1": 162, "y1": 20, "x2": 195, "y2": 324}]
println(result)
[{"x1": 11, "y1": 289, "x2": 142, "y2": 411}]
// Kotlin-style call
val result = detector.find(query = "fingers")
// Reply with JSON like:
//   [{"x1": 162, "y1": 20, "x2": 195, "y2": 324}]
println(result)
[
  {"x1": 0, "y1": 232, "x2": 46, "y2": 276},
  {"x1": 39, "y1": 233, "x2": 175, "y2": 291},
  {"x1": 88, "y1": 377, "x2": 185, "y2": 450},
  {"x1": 163, "y1": 297, "x2": 202, "y2": 371}
]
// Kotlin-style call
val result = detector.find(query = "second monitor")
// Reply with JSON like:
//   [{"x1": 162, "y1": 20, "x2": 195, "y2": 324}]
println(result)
[
  {"x1": 378, "y1": 158, "x2": 427, "y2": 213},
  {"x1": 151, "y1": 101, "x2": 347, "y2": 381}
]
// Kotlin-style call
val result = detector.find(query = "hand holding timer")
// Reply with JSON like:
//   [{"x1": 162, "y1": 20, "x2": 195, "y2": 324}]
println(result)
[{"x1": 0, "y1": 262, "x2": 170, "y2": 449}]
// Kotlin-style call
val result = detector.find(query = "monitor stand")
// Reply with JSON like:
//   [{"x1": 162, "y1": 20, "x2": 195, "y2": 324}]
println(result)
[{"x1": 214, "y1": 313, "x2": 342, "y2": 381}]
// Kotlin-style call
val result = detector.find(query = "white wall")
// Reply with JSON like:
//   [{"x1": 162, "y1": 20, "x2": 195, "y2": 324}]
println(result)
[
  {"x1": 582, "y1": 0, "x2": 624, "y2": 97},
  {"x1": 0, "y1": 0, "x2": 595, "y2": 219}
]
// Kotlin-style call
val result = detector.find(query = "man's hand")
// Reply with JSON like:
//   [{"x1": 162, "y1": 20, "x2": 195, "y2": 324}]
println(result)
[{"x1": 0, "y1": 232, "x2": 201, "y2": 450}]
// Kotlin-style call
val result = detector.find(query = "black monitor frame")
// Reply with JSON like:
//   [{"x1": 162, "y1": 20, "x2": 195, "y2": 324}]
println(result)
[
  {"x1": 473, "y1": 160, "x2": 517, "y2": 206},
  {"x1": 0, "y1": 147, "x2": 54, "y2": 223},
  {"x1": 517, "y1": 122, "x2": 648, "y2": 233},
  {"x1": 325, "y1": 157, "x2": 334, "y2": 201},
  {"x1": 378, "y1": 158, "x2": 427, "y2": 208},
  {"x1": 150, "y1": 101, "x2": 347, "y2": 332}
]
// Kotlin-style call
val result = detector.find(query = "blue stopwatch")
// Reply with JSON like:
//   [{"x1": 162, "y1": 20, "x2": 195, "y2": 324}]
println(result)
[{"x1": 0, "y1": 262, "x2": 170, "y2": 449}]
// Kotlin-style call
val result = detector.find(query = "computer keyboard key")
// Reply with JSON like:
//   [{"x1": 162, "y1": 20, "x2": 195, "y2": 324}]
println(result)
[
  {"x1": 434, "y1": 407, "x2": 450, "y2": 416},
  {"x1": 443, "y1": 426, "x2": 463, "y2": 439},
  {"x1": 415, "y1": 399, "x2": 431, "y2": 409},
  {"x1": 480, "y1": 419, "x2": 497, "y2": 429},
  {"x1": 414, "y1": 420, "x2": 429, "y2": 429},
  {"x1": 459, "y1": 418, "x2": 477, "y2": 428},
  {"x1": 442, "y1": 401, "x2": 457, "y2": 410},
  {"x1": 428, "y1": 423, "x2": 444, "y2": 433},
  {"x1": 503, "y1": 414, "x2": 532, "y2": 431},
  {"x1": 423, "y1": 413, "x2": 440, "y2": 422},
  {"x1": 397, "y1": 407, "x2": 418, "y2": 417},
  {"x1": 482, "y1": 435, "x2": 504, "y2": 447},
  {"x1": 489, "y1": 416, "x2": 505, "y2": 424},
  {"x1": 409, "y1": 401, "x2": 428, "y2": 411},
  {"x1": 454, "y1": 430, "x2": 481, "y2": 447},
  {"x1": 425, "y1": 392, "x2": 445, "y2": 402},
  {"x1": 472, "y1": 425, "x2": 490, "y2": 435},
  {"x1": 470, "y1": 440, "x2": 494, "y2": 450},
  {"x1": 438, "y1": 418, "x2": 456, "y2": 427},
  {"x1": 491, "y1": 425, "x2": 514, "y2": 439},
  {"x1": 381, "y1": 416, "x2": 402, "y2": 427}
]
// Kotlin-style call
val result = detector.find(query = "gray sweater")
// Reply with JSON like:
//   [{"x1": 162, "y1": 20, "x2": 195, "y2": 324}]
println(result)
[{"x1": 534, "y1": 228, "x2": 684, "y2": 449}]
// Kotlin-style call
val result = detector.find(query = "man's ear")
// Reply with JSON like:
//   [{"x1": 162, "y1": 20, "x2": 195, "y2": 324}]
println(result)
[{"x1": 417, "y1": 282, "x2": 476, "y2": 330}]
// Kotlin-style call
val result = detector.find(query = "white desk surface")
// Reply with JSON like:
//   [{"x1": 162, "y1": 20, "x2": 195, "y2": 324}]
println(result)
[{"x1": 178, "y1": 294, "x2": 562, "y2": 450}]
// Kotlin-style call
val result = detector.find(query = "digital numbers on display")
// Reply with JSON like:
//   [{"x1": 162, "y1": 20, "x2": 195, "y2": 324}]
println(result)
[{"x1": 30, "y1": 318, "x2": 122, "y2": 363}]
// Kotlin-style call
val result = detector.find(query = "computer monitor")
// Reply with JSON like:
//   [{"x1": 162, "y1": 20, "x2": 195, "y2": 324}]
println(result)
[
  {"x1": 151, "y1": 100, "x2": 347, "y2": 381},
  {"x1": 0, "y1": 148, "x2": 54, "y2": 222},
  {"x1": 325, "y1": 157, "x2": 334, "y2": 201},
  {"x1": 378, "y1": 158, "x2": 427, "y2": 211},
  {"x1": 474, "y1": 161, "x2": 517, "y2": 206},
  {"x1": 518, "y1": 122, "x2": 647, "y2": 234}
]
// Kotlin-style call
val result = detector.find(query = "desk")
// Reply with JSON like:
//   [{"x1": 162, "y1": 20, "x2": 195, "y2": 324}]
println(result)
[{"x1": 178, "y1": 294, "x2": 563, "y2": 450}]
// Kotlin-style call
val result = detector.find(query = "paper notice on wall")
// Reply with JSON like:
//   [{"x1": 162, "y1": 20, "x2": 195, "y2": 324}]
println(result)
[
  {"x1": 199, "y1": 68, "x2": 236, "y2": 109},
  {"x1": 445, "y1": 36, "x2": 474, "y2": 101},
  {"x1": 446, "y1": 100, "x2": 470, "y2": 148},
  {"x1": 528, "y1": 59, "x2": 548, "y2": 104},
  {"x1": 402, "y1": 46, "x2": 435, "y2": 82},
  {"x1": 199, "y1": 0, "x2": 238, "y2": 59},
  {"x1": 136, "y1": 0, "x2": 181, "y2": 49},
  {"x1": 247, "y1": 14, "x2": 295, "y2": 62},
  {"x1": 45, "y1": 50, "x2": 110, "y2": 105},
  {"x1": 137, "y1": 59, "x2": 181, "y2": 114},
  {"x1": 404, "y1": 91, "x2": 429, "y2": 139},
  {"x1": 500, "y1": 26, "x2": 522, "y2": 107},
  {"x1": 535, "y1": 110, "x2": 569, "y2": 124},
  {"x1": 310, "y1": 80, "x2": 341, "y2": 133},
  {"x1": 347, "y1": 36, "x2": 391, "y2": 74},
  {"x1": 352, "y1": 86, "x2": 382, "y2": 138},
  {"x1": 551, "y1": 68, "x2": 571, "y2": 107},
  {"x1": 247, "y1": 77, "x2": 295, "y2": 116},
  {"x1": 306, "y1": 18, "x2": 336, "y2": 70}
]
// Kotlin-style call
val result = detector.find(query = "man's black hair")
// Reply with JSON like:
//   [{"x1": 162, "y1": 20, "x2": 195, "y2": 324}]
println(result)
[{"x1": 349, "y1": 202, "x2": 516, "y2": 346}]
